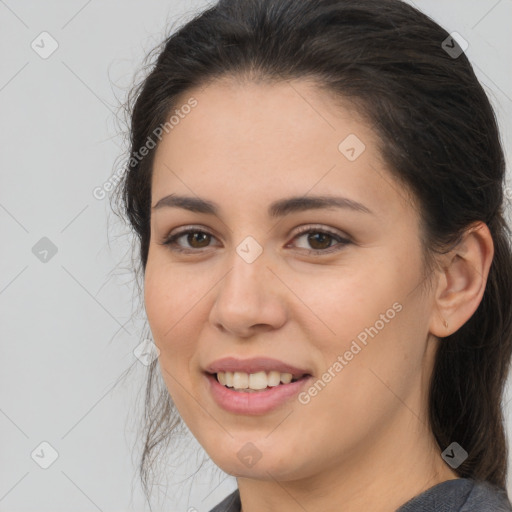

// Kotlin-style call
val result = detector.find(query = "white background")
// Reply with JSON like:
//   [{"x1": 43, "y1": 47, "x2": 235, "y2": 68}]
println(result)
[{"x1": 1, "y1": 1, "x2": 511, "y2": 511}]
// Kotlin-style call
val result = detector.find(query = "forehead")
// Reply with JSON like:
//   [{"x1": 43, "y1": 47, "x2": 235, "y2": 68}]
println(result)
[
  {"x1": 157, "y1": 77, "x2": 367, "y2": 159},
  {"x1": 150, "y1": 78, "x2": 415, "y2": 219}
]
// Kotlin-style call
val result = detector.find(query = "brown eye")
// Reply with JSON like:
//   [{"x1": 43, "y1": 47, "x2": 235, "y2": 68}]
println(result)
[
  {"x1": 161, "y1": 225, "x2": 351, "y2": 256},
  {"x1": 306, "y1": 232, "x2": 334, "y2": 250},
  {"x1": 161, "y1": 229, "x2": 217, "y2": 253},
  {"x1": 185, "y1": 231, "x2": 211, "y2": 249},
  {"x1": 291, "y1": 226, "x2": 352, "y2": 255}
]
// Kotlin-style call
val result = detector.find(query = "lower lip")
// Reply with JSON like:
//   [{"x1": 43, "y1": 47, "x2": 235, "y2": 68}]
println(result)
[{"x1": 205, "y1": 372, "x2": 312, "y2": 415}]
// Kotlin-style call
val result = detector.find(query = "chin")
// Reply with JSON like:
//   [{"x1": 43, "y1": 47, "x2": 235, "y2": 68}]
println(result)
[{"x1": 208, "y1": 445, "x2": 307, "y2": 482}]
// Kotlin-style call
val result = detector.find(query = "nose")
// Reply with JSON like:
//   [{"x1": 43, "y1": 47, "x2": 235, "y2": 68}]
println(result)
[{"x1": 208, "y1": 246, "x2": 287, "y2": 337}]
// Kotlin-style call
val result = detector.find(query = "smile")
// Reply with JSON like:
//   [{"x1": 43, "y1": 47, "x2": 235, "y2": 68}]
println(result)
[{"x1": 205, "y1": 372, "x2": 312, "y2": 415}]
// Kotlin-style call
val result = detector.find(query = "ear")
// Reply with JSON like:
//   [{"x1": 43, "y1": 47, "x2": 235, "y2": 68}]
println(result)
[{"x1": 429, "y1": 221, "x2": 494, "y2": 338}]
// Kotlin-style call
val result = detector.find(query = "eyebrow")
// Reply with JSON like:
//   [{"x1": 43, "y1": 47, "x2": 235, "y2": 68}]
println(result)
[{"x1": 152, "y1": 194, "x2": 374, "y2": 217}]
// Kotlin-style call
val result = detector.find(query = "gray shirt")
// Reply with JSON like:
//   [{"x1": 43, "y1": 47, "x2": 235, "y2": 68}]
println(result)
[{"x1": 209, "y1": 478, "x2": 512, "y2": 512}]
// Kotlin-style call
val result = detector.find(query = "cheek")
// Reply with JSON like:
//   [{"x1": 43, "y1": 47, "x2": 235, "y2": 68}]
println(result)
[
  {"x1": 290, "y1": 262, "x2": 406, "y2": 351},
  {"x1": 144, "y1": 262, "x2": 208, "y2": 422},
  {"x1": 294, "y1": 253, "x2": 426, "y2": 399},
  {"x1": 144, "y1": 251, "x2": 207, "y2": 336},
  {"x1": 143, "y1": 258, "x2": 203, "y2": 376}
]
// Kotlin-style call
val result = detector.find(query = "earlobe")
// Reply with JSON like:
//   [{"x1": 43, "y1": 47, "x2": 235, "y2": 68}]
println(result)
[
  {"x1": 432, "y1": 316, "x2": 450, "y2": 338},
  {"x1": 430, "y1": 222, "x2": 494, "y2": 338}
]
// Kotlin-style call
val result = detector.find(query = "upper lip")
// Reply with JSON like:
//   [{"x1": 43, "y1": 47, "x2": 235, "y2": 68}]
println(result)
[{"x1": 205, "y1": 357, "x2": 312, "y2": 379}]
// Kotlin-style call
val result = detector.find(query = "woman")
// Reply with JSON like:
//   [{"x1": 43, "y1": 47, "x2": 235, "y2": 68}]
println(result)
[{"x1": 115, "y1": 0, "x2": 512, "y2": 510}]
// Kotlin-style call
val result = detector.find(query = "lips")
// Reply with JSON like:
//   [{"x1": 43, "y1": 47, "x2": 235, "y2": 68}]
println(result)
[
  {"x1": 204, "y1": 356, "x2": 312, "y2": 380},
  {"x1": 204, "y1": 372, "x2": 313, "y2": 414}
]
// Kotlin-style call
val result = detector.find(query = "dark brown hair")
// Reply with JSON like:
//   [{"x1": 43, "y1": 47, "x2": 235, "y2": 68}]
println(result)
[{"x1": 114, "y1": 0, "x2": 512, "y2": 502}]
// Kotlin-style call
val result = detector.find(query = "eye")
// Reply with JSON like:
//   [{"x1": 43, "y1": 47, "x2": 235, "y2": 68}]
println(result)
[
  {"x1": 159, "y1": 225, "x2": 352, "y2": 255},
  {"x1": 161, "y1": 227, "x2": 218, "y2": 253},
  {"x1": 288, "y1": 225, "x2": 352, "y2": 255}
]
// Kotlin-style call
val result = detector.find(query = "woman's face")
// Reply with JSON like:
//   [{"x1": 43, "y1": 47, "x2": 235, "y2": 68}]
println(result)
[{"x1": 144, "y1": 78, "x2": 442, "y2": 482}]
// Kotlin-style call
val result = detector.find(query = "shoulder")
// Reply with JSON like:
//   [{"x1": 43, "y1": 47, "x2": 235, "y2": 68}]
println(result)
[
  {"x1": 207, "y1": 480, "x2": 512, "y2": 512},
  {"x1": 208, "y1": 489, "x2": 241, "y2": 512},
  {"x1": 397, "y1": 478, "x2": 512, "y2": 512},
  {"x1": 461, "y1": 479, "x2": 512, "y2": 512}
]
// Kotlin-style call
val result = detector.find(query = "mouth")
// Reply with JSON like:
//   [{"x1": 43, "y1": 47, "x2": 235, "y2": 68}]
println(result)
[
  {"x1": 204, "y1": 370, "x2": 313, "y2": 415},
  {"x1": 203, "y1": 356, "x2": 314, "y2": 413},
  {"x1": 208, "y1": 370, "x2": 312, "y2": 393}
]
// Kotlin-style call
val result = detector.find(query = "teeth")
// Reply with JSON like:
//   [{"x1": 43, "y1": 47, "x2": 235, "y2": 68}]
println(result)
[
  {"x1": 250, "y1": 371, "x2": 271, "y2": 390},
  {"x1": 216, "y1": 370, "x2": 302, "y2": 390},
  {"x1": 233, "y1": 371, "x2": 249, "y2": 389}
]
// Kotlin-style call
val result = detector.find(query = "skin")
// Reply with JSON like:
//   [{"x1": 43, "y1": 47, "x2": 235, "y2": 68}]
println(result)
[{"x1": 144, "y1": 78, "x2": 494, "y2": 512}]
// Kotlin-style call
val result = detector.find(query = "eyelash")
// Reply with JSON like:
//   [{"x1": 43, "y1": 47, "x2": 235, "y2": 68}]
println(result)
[{"x1": 160, "y1": 225, "x2": 352, "y2": 256}]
